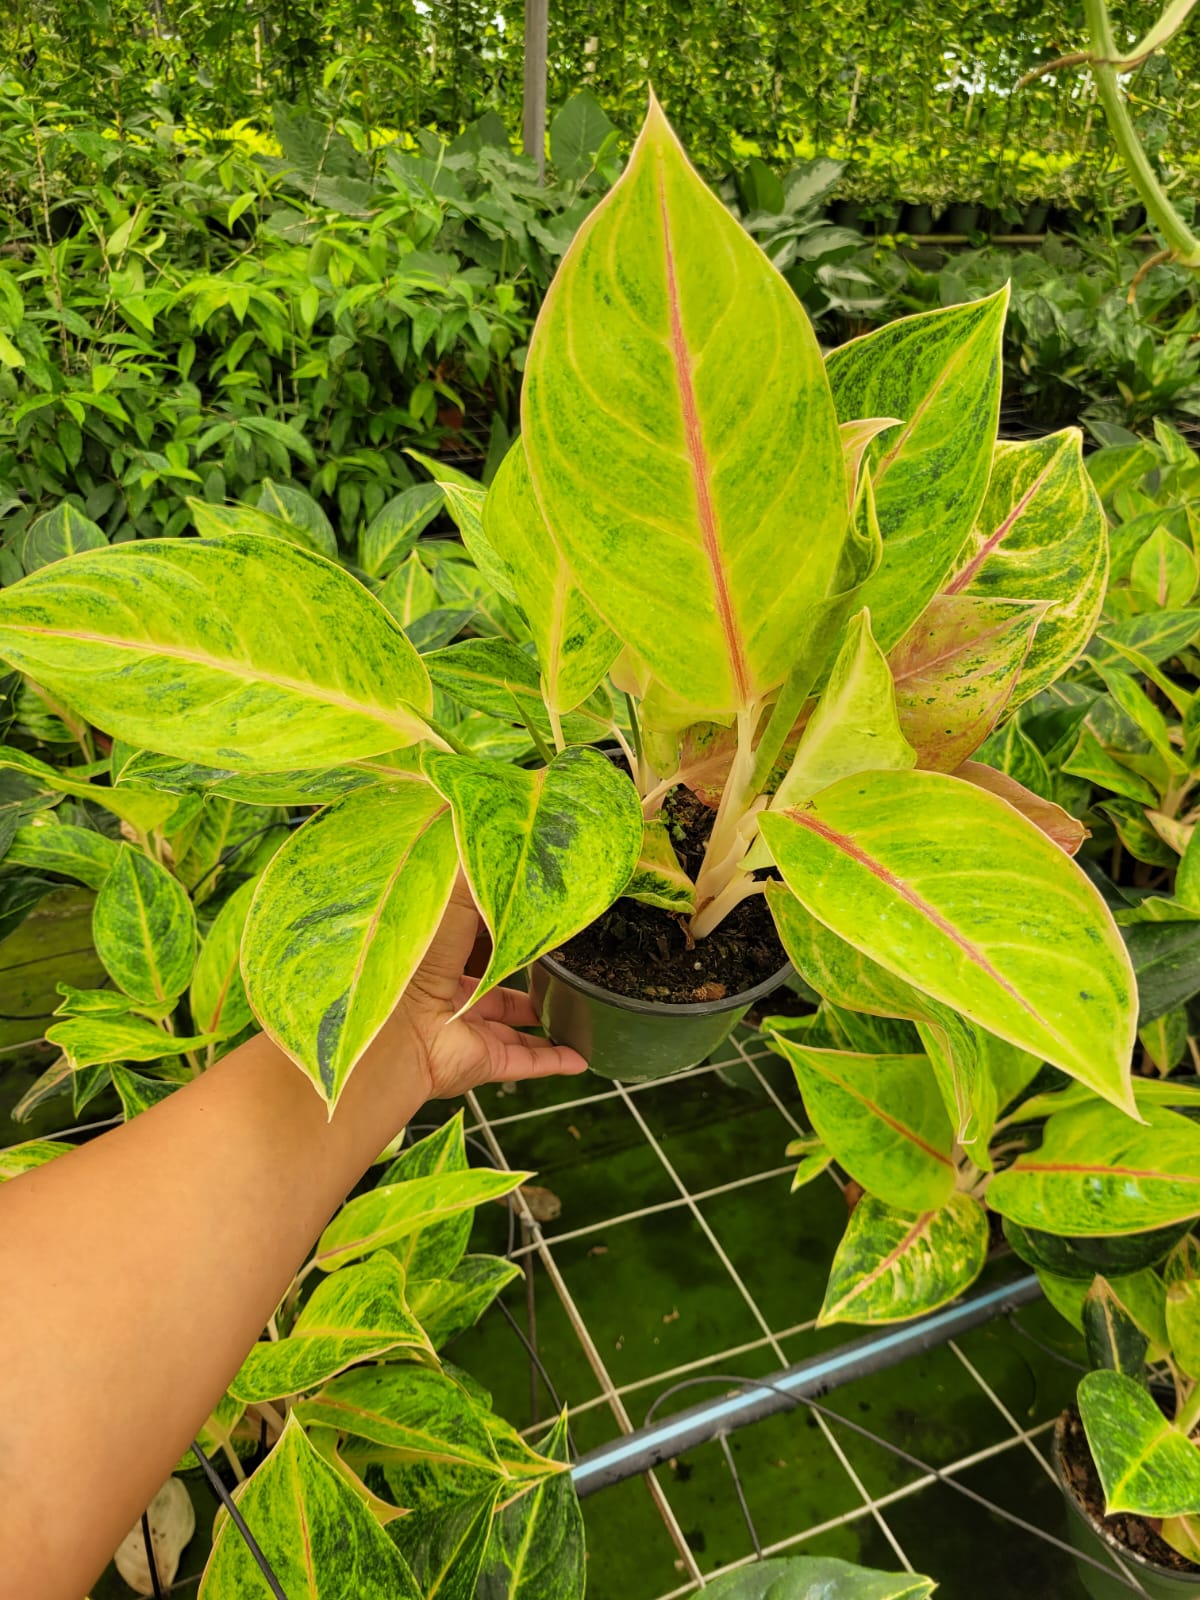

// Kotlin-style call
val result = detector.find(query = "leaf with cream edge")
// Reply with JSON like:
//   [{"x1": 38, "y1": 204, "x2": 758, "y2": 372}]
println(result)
[
  {"x1": 0, "y1": 536, "x2": 433, "y2": 771},
  {"x1": 819, "y1": 1192, "x2": 989, "y2": 1326},
  {"x1": 522, "y1": 97, "x2": 847, "y2": 721},
  {"x1": 757, "y1": 769, "x2": 1137, "y2": 1114},
  {"x1": 189, "y1": 878, "x2": 256, "y2": 1038},
  {"x1": 314, "y1": 1168, "x2": 531, "y2": 1273},
  {"x1": 198, "y1": 1413, "x2": 421, "y2": 1600},
  {"x1": 228, "y1": 1252, "x2": 434, "y2": 1403},
  {"x1": 484, "y1": 440, "x2": 620, "y2": 735},
  {"x1": 988, "y1": 1103, "x2": 1200, "y2": 1234},
  {"x1": 477, "y1": 1412, "x2": 583, "y2": 1600},
  {"x1": 7, "y1": 821, "x2": 118, "y2": 890},
  {"x1": 887, "y1": 594, "x2": 1046, "y2": 771},
  {"x1": 953, "y1": 761, "x2": 1087, "y2": 855},
  {"x1": 424, "y1": 639, "x2": 612, "y2": 746},
  {"x1": 824, "y1": 289, "x2": 1007, "y2": 654},
  {"x1": 422, "y1": 747, "x2": 643, "y2": 1004},
  {"x1": 242, "y1": 780, "x2": 459, "y2": 1110},
  {"x1": 0, "y1": 745, "x2": 176, "y2": 833},
  {"x1": 94, "y1": 845, "x2": 196, "y2": 1005},
  {"x1": 294, "y1": 1366, "x2": 505, "y2": 1476},
  {"x1": 1078, "y1": 1370, "x2": 1200, "y2": 1517},
  {"x1": 625, "y1": 817, "x2": 696, "y2": 913},
  {"x1": 944, "y1": 429, "x2": 1107, "y2": 709},
  {"x1": 409, "y1": 450, "x2": 519, "y2": 605},
  {"x1": 45, "y1": 1013, "x2": 216, "y2": 1068},
  {"x1": 768, "y1": 1037, "x2": 955, "y2": 1212}
]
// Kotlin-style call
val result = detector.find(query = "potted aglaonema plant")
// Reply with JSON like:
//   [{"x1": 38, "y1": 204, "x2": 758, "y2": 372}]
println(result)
[
  {"x1": 1044, "y1": 1251, "x2": 1200, "y2": 1598},
  {"x1": 0, "y1": 100, "x2": 1138, "y2": 1111}
]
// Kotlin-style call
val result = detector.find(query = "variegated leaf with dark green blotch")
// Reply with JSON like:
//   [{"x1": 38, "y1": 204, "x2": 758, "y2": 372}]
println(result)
[
  {"x1": 294, "y1": 1365, "x2": 504, "y2": 1475},
  {"x1": 190, "y1": 879, "x2": 258, "y2": 1038},
  {"x1": 407, "y1": 451, "x2": 518, "y2": 602},
  {"x1": 1139, "y1": 1006, "x2": 1190, "y2": 1074},
  {"x1": 45, "y1": 1013, "x2": 216, "y2": 1068},
  {"x1": 378, "y1": 550, "x2": 440, "y2": 628},
  {"x1": 0, "y1": 1138, "x2": 73, "y2": 1181},
  {"x1": 113, "y1": 748, "x2": 386, "y2": 807},
  {"x1": 1083, "y1": 1277, "x2": 1151, "y2": 1378},
  {"x1": 0, "y1": 745, "x2": 176, "y2": 833},
  {"x1": 229, "y1": 1252, "x2": 434, "y2": 1403},
  {"x1": 1092, "y1": 658, "x2": 1185, "y2": 777},
  {"x1": 188, "y1": 496, "x2": 330, "y2": 556},
  {"x1": 0, "y1": 537, "x2": 433, "y2": 771},
  {"x1": 314, "y1": 1168, "x2": 531, "y2": 1272},
  {"x1": 171, "y1": 795, "x2": 277, "y2": 895},
  {"x1": 824, "y1": 290, "x2": 1007, "y2": 653},
  {"x1": 477, "y1": 1411, "x2": 582, "y2": 1600},
  {"x1": 758, "y1": 769, "x2": 1137, "y2": 1114},
  {"x1": 988, "y1": 1103, "x2": 1200, "y2": 1235},
  {"x1": 425, "y1": 640, "x2": 612, "y2": 745},
  {"x1": 819, "y1": 1192, "x2": 989, "y2": 1325},
  {"x1": 625, "y1": 816, "x2": 695, "y2": 913},
  {"x1": 242, "y1": 780, "x2": 459, "y2": 1110},
  {"x1": 377, "y1": 1114, "x2": 472, "y2": 1282},
  {"x1": 256, "y1": 478, "x2": 337, "y2": 559},
  {"x1": 888, "y1": 594, "x2": 1045, "y2": 771},
  {"x1": 975, "y1": 717, "x2": 1054, "y2": 801},
  {"x1": 21, "y1": 502, "x2": 107, "y2": 574},
  {"x1": 110, "y1": 1066, "x2": 180, "y2": 1119},
  {"x1": 484, "y1": 440, "x2": 620, "y2": 728},
  {"x1": 7, "y1": 821, "x2": 118, "y2": 890},
  {"x1": 93, "y1": 845, "x2": 196, "y2": 1005},
  {"x1": 423, "y1": 747, "x2": 643, "y2": 1003},
  {"x1": 703, "y1": 1554, "x2": 936, "y2": 1600},
  {"x1": 1131, "y1": 526, "x2": 1197, "y2": 610},
  {"x1": 389, "y1": 1482, "x2": 502, "y2": 1600},
  {"x1": 198, "y1": 1412, "x2": 421, "y2": 1600},
  {"x1": 358, "y1": 482, "x2": 444, "y2": 578},
  {"x1": 1078, "y1": 1369, "x2": 1200, "y2": 1518},
  {"x1": 767, "y1": 1037, "x2": 955, "y2": 1212},
  {"x1": 1088, "y1": 611, "x2": 1200, "y2": 668},
  {"x1": 1165, "y1": 1236, "x2": 1200, "y2": 1379},
  {"x1": 523, "y1": 99, "x2": 847, "y2": 719},
  {"x1": 433, "y1": 558, "x2": 531, "y2": 644},
  {"x1": 409, "y1": 1256, "x2": 523, "y2": 1350},
  {"x1": 748, "y1": 610, "x2": 914, "y2": 871},
  {"x1": 1063, "y1": 728, "x2": 1157, "y2": 807},
  {"x1": 943, "y1": 429, "x2": 1108, "y2": 708},
  {"x1": 1037, "y1": 1267, "x2": 1168, "y2": 1348},
  {"x1": 185, "y1": 1391, "x2": 248, "y2": 1473},
  {"x1": 953, "y1": 762, "x2": 1086, "y2": 855}
]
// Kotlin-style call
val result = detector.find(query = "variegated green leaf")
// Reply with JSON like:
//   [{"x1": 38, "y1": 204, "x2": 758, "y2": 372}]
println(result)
[
  {"x1": 391, "y1": 1483, "x2": 502, "y2": 1600},
  {"x1": 765, "y1": 880, "x2": 927, "y2": 1022},
  {"x1": 888, "y1": 595, "x2": 1045, "y2": 771},
  {"x1": 819, "y1": 1192, "x2": 989, "y2": 1325},
  {"x1": 190, "y1": 878, "x2": 257, "y2": 1038},
  {"x1": 378, "y1": 1114, "x2": 473, "y2": 1282},
  {"x1": 229, "y1": 1252, "x2": 434, "y2": 1403},
  {"x1": 7, "y1": 820, "x2": 118, "y2": 890},
  {"x1": 704, "y1": 1555, "x2": 935, "y2": 1600},
  {"x1": 758, "y1": 769, "x2": 1137, "y2": 1114},
  {"x1": 114, "y1": 748, "x2": 408, "y2": 808},
  {"x1": 523, "y1": 99, "x2": 847, "y2": 719},
  {"x1": 45, "y1": 1013, "x2": 214, "y2": 1068},
  {"x1": 358, "y1": 483, "x2": 443, "y2": 578},
  {"x1": 408, "y1": 452, "x2": 518, "y2": 603},
  {"x1": 768, "y1": 1037, "x2": 955, "y2": 1212},
  {"x1": 988, "y1": 1103, "x2": 1200, "y2": 1234},
  {"x1": 257, "y1": 478, "x2": 337, "y2": 559},
  {"x1": 944, "y1": 430, "x2": 1108, "y2": 707},
  {"x1": 94, "y1": 844, "x2": 196, "y2": 1005},
  {"x1": 1165, "y1": 1237, "x2": 1200, "y2": 1379},
  {"x1": 314, "y1": 1168, "x2": 530, "y2": 1273},
  {"x1": 242, "y1": 780, "x2": 459, "y2": 1110},
  {"x1": 1083, "y1": 1277, "x2": 1151, "y2": 1378},
  {"x1": 1078, "y1": 1369, "x2": 1200, "y2": 1517},
  {"x1": 477, "y1": 1412, "x2": 582, "y2": 1600},
  {"x1": 199, "y1": 1413, "x2": 420, "y2": 1600},
  {"x1": 0, "y1": 745, "x2": 175, "y2": 833},
  {"x1": 110, "y1": 1066, "x2": 179, "y2": 1119},
  {"x1": 0, "y1": 1138, "x2": 73, "y2": 1181},
  {"x1": 409, "y1": 1256, "x2": 523, "y2": 1350},
  {"x1": 378, "y1": 551, "x2": 440, "y2": 628},
  {"x1": 625, "y1": 817, "x2": 696, "y2": 913},
  {"x1": 422, "y1": 746, "x2": 642, "y2": 1003},
  {"x1": 425, "y1": 640, "x2": 611, "y2": 746},
  {"x1": 484, "y1": 441, "x2": 620, "y2": 729},
  {"x1": 294, "y1": 1366, "x2": 503, "y2": 1475},
  {"x1": 1131, "y1": 525, "x2": 1197, "y2": 610},
  {"x1": 187, "y1": 496, "x2": 325, "y2": 556},
  {"x1": 0, "y1": 537, "x2": 433, "y2": 771},
  {"x1": 786, "y1": 1135, "x2": 836, "y2": 1192},
  {"x1": 825, "y1": 290, "x2": 1007, "y2": 652},
  {"x1": 21, "y1": 502, "x2": 106, "y2": 574}
]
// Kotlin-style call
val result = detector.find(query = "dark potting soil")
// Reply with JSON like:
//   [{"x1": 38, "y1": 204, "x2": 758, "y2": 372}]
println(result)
[
  {"x1": 1059, "y1": 1407, "x2": 1200, "y2": 1575},
  {"x1": 552, "y1": 784, "x2": 787, "y2": 1005}
]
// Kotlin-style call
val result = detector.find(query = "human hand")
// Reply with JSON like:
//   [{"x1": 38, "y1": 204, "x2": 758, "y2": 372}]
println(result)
[{"x1": 397, "y1": 875, "x2": 589, "y2": 1101}]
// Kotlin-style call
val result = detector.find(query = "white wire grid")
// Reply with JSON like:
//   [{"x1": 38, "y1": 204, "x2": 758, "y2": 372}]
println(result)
[{"x1": 461, "y1": 1024, "x2": 1148, "y2": 1599}]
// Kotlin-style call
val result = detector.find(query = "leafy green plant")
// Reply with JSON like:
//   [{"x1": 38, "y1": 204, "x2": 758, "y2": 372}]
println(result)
[
  {"x1": 704, "y1": 1556, "x2": 934, "y2": 1598},
  {"x1": 1, "y1": 1117, "x2": 585, "y2": 1596},
  {"x1": 0, "y1": 106, "x2": 1138, "y2": 1154},
  {"x1": 1044, "y1": 1235, "x2": 1200, "y2": 1565}
]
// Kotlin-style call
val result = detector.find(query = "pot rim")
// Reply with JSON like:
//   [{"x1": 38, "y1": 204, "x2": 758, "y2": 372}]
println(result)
[
  {"x1": 535, "y1": 950, "x2": 794, "y2": 1019},
  {"x1": 1053, "y1": 1410, "x2": 1200, "y2": 1585}
]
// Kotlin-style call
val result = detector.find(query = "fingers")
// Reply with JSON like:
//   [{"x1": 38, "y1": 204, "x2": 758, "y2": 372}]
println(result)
[
  {"x1": 495, "y1": 1038, "x2": 589, "y2": 1081},
  {"x1": 455, "y1": 979, "x2": 540, "y2": 1030},
  {"x1": 409, "y1": 873, "x2": 482, "y2": 1006}
]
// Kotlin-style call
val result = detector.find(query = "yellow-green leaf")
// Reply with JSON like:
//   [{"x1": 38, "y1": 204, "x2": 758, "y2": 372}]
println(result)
[
  {"x1": 190, "y1": 878, "x2": 257, "y2": 1038},
  {"x1": 624, "y1": 817, "x2": 695, "y2": 913},
  {"x1": 819, "y1": 1192, "x2": 989, "y2": 1325},
  {"x1": 93, "y1": 844, "x2": 196, "y2": 1005},
  {"x1": 1078, "y1": 1370, "x2": 1200, "y2": 1517},
  {"x1": 314, "y1": 1168, "x2": 530, "y2": 1273},
  {"x1": 7, "y1": 820, "x2": 119, "y2": 890}
]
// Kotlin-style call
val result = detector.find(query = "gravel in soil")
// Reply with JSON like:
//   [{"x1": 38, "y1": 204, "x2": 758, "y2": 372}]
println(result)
[
  {"x1": 552, "y1": 784, "x2": 787, "y2": 1004},
  {"x1": 1059, "y1": 1407, "x2": 1200, "y2": 1574}
]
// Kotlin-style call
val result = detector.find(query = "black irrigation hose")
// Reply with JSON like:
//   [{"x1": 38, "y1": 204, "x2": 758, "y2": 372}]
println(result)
[
  {"x1": 140, "y1": 1508, "x2": 164, "y2": 1600},
  {"x1": 188, "y1": 1435, "x2": 288, "y2": 1600}
]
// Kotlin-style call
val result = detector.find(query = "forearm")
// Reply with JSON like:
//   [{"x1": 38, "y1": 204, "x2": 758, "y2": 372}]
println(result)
[{"x1": 0, "y1": 1021, "x2": 427, "y2": 1600}]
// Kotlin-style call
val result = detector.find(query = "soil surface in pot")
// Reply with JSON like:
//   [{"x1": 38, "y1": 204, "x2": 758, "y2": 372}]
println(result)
[
  {"x1": 1060, "y1": 1407, "x2": 1200, "y2": 1574},
  {"x1": 551, "y1": 784, "x2": 787, "y2": 1004}
]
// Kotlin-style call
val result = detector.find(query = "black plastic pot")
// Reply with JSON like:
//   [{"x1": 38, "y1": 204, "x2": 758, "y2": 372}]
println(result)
[
  {"x1": 940, "y1": 202, "x2": 980, "y2": 234},
  {"x1": 1053, "y1": 1413, "x2": 1200, "y2": 1598},
  {"x1": 1022, "y1": 201, "x2": 1050, "y2": 233},
  {"x1": 529, "y1": 953, "x2": 793, "y2": 1083},
  {"x1": 833, "y1": 200, "x2": 866, "y2": 230},
  {"x1": 901, "y1": 202, "x2": 934, "y2": 234}
]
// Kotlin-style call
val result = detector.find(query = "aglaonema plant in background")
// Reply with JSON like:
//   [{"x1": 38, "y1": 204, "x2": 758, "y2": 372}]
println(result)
[{"x1": 0, "y1": 101, "x2": 1137, "y2": 1132}]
